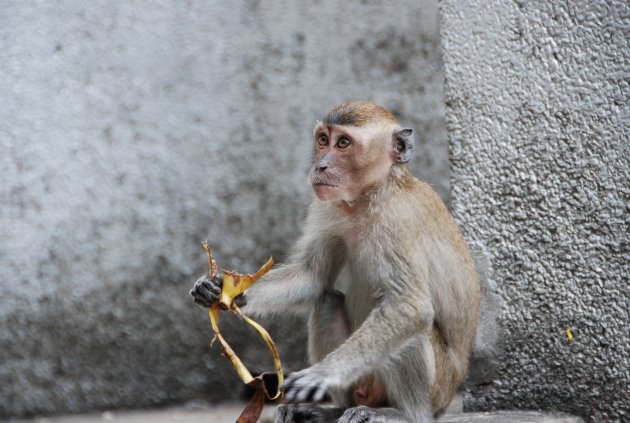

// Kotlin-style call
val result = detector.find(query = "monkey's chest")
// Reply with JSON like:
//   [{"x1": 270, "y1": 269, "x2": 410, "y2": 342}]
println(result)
[
  {"x1": 332, "y1": 227, "x2": 389, "y2": 329},
  {"x1": 334, "y1": 260, "x2": 380, "y2": 332}
]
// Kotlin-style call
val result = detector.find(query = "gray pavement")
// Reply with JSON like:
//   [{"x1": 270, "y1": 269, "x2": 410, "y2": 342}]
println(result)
[
  {"x1": 8, "y1": 403, "x2": 257, "y2": 423},
  {"x1": 7, "y1": 403, "x2": 583, "y2": 423}
]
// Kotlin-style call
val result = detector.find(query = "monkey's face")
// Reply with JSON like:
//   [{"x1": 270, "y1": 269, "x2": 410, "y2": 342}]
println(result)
[{"x1": 309, "y1": 124, "x2": 393, "y2": 202}]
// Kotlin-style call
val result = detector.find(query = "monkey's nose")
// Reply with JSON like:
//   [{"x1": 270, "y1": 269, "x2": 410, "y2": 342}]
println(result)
[{"x1": 316, "y1": 165, "x2": 328, "y2": 172}]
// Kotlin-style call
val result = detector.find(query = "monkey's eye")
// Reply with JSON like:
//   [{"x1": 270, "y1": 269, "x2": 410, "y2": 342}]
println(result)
[
  {"x1": 317, "y1": 135, "x2": 328, "y2": 146},
  {"x1": 337, "y1": 137, "x2": 351, "y2": 149}
]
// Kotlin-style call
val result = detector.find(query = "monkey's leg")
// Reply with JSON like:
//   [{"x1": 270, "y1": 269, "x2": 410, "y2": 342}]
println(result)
[
  {"x1": 290, "y1": 290, "x2": 387, "y2": 409},
  {"x1": 382, "y1": 336, "x2": 434, "y2": 423},
  {"x1": 275, "y1": 292, "x2": 351, "y2": 422},
  {"x1": 338, "y1": 336, "x2": 434, "y2": 423},
  {"x1": 308, "y1": 290, "x2": 351, "y2": 363},
  {"x1": 305, "y1": 290, "x2": 355, "y2": 408}
]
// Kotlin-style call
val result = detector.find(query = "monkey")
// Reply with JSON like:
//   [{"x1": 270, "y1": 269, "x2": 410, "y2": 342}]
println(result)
[{"x1": 191, "y1": 101, "x2": 480, "y2": 423}]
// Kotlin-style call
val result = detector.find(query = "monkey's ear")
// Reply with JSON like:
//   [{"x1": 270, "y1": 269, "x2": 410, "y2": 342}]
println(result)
[{"x1": 392, "y1": 128, "x2": 414, "y2": 164}]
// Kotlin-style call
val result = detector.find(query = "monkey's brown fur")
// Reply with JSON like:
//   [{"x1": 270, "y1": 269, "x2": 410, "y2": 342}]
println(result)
[
  {"x1": 192, "y1": 101, "x2": 480, "y2": 423},
  {"x1": 324, "y1": 100, "x2": 398, "y2": 127},
  {"x1": 429, "y1": 325, "x2": 459, "y2": 414}
]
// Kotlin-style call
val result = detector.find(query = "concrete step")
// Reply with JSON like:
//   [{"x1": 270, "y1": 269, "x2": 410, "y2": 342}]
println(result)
[
  {"x1": 10, "y1": 404, "x2": 583, "y2": 423},
  {"x1": 438, "y1": 411, "x2": 583, "y2": 423}
]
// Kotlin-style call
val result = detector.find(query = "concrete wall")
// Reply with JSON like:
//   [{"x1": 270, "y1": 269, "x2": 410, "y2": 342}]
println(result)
[
  {"x1": 0, "y1": 0, "x2": 448, "y2": 417},
  {"x1": 441, "y1": 0, "x2": 628, "y2": 421}
]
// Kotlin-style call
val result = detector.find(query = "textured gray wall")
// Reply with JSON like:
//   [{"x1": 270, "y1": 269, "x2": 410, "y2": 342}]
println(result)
[
  {"x1": 0, "y1": 0, "x2": 447, "y2": 417},
  {"x1": 441, "y1": 0, "x2": 628, "y2": 421}
]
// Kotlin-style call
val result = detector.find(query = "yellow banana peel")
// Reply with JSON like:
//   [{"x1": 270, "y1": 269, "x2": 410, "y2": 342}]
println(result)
[{"x1": 201, "y1": 242, "x2": 283, "y2": 421}]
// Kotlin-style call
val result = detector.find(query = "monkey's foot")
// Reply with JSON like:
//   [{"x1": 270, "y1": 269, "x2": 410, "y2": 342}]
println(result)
[
  {"x1": 276, "y1": 404, "x2": 343, "y2": 423},
  {"x1": 338, "y1": 406, "x2": 409, "y2": 423}
]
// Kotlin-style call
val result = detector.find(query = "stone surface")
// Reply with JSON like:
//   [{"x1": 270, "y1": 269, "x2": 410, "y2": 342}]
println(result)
[
  {"x1": 10, "y1": 404, "x2": 583, "y2": 423},
  {"x1": 440, "y1": 0, "x2": 629, "y2": 421},
  {"x1": 438, "y1": 411, "x2": 583, "y2": 423},
  {"x1": 464, "y1": 244, "x2": 506, "y2": 388},
  {"x1": 10, "y1": 404, "x2": 250, "y2": 423},
  {"x1": 0, "y1": 0, "x2": 448, "y2": 418}
]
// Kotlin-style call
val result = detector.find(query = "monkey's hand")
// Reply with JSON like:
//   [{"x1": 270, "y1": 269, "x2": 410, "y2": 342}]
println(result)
[
  {"x1": 189, "y1": 274, "x2": 246, "y2": 309},
  {"x1": 281, "y1": 365, "x2": 341, "y2": 404},
  {"x1": 190, "y1": 274, "x2": 223, "y2": 308}
]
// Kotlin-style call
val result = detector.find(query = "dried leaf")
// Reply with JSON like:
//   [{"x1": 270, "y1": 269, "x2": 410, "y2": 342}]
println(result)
[
  {"x1": 236, "y1": 381, "x2": 266, "y2": 423},
  {"x1": 201, "y1": 242, "x2": 284, "y2": 422}
]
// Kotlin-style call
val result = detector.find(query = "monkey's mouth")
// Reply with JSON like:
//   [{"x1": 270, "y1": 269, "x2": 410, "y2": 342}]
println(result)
[{"x1": 312, "y1": 182, "x2": 337, "y2": 188}]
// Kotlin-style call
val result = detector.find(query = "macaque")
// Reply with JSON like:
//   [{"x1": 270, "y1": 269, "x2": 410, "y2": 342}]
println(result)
[{"x1": 191, "y1": 101, "x2": 480, "y2": 423}]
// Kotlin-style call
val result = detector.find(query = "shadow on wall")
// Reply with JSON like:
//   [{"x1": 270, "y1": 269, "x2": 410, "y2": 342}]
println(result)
[{"x1": 464, "y1": 243, "x2": 505, "y2": 389}]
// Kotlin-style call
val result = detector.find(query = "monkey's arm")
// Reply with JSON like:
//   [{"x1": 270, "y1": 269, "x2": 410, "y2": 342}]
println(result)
[
  {"x1": 190, "y1": 228, "x2": 345, "y2": 317},
  {"x1": 240, "y1": 234, "x2": 345, "y2": 318},
  {"x1": 283, "y1": 283, "x2": 433, "y2": 403},
  {"x1": 189, "y1": 263, "x2": 316, "y2": 315},
  {"x1": 237, "y1": 263, "x2": 321, "y2": 317}
]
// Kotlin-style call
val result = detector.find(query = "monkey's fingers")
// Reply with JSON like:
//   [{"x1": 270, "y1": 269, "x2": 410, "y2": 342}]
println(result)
[
  {"x1": 280, "y1": 371, "x2": 305, "y2": 390},
  {"x1": 300, "y1": 385, "x2": 325, "y2": 403},
  {"x1": 190, "y1": 280, "x2": 221, "y2": 308},
  {"x1": 281, "y1": 374, "x2": 308, "y2": 403},
  {"x1": 285, "y1": 383, "x2": 327, "y2": 404},
  {"x1": 277, "y1": 404, "x2": 335, "y2": 423},
  {"x1": 276, "y1": 404, "x2": 304, "y2": 422},
  {"x1": 234, "y1": 294, "x2": 247, "y2": 307},
  {"x1": 196, "y1": 280, "x2": 219, "y2": 298},
  {"x1": 282, "y1": 387, "x2": 299, "y2": 404},
  {"x1": 284, "y1": 385, "x2": 323, "y2": 404},
  {"x1": 192, "y1": 295, "x2": 213, "y2": 308},
  {"x1": 276, "y1": 404, "x2": 289, "y2": 422},
  {"x1": 311, "y1": 385, "x2": 328, "y2": 403},
  {"x1": 281, "y1": 369, "x2": 330, "y2": 404},
  {"x1": 295, "y1": 385, "x2": 316, "y2": 403},
  {"x1": 211, "y1": 275, "x2": 223, "y2": 288},
  {"x1": 190, "y1": 289, "x2": 215, "y2": 308}
]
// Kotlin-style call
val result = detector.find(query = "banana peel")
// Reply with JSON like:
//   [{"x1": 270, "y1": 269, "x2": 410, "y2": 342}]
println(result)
[{"x1": 202, "y1": 242, "x2": 283, "y2": 423}]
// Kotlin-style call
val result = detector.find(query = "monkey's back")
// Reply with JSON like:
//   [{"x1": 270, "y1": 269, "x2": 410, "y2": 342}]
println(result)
[{"x1": 390, "y1": 174, "x2": 481, "y2": 415}]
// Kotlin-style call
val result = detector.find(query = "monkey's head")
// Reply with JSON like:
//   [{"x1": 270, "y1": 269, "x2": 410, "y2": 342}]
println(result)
[{"x1": 309, "y1": 101, "x2": 414, "y2": 203}]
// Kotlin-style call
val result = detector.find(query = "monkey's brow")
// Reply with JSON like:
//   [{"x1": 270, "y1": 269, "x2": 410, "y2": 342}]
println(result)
[{"x1": 323, "y1": 110, "x2": 368, "y2": 127}]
